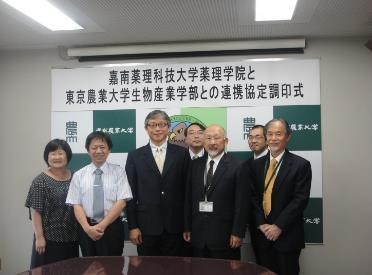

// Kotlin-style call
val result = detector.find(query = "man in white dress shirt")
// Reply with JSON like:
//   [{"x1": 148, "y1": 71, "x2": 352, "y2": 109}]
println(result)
[{"x1": 66, "y1": 131, "x2": 132, "y2": 256}]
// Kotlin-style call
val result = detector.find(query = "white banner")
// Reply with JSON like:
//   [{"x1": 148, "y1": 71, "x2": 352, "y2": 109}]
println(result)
[{"x1": 52, "y1": 59, "x2": 320, "y2": 111}]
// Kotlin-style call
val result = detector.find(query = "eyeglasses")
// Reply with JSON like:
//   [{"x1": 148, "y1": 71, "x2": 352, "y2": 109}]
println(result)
[
  {"x1": 248, "y1": 135, "x2": 265, "y2": 141},
  {"x1": 147, "y1": 122, "x2": 168, "y2": 129},
  {"x1": 188, "y1": 130, "x2": 204, "y2": 136}
]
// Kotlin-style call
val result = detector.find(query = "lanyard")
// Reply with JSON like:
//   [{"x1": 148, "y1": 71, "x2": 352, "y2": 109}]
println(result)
[
  {"x1": 204, "y1": 184, "x2": 209, "y2": 201},
  {"x1": 263, "y1": 154, "x2": 284, "y2": 193}
]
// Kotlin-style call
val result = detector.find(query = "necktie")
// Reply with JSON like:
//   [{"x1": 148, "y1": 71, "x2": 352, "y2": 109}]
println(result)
[
  {"x1": 263, "y1": 158, "x2": 277, "y2": 217},
  {"x1": 155, "y1": 147, "x2": 164, "y2": 174},
  {"x1": 93, "y1": 168, "x2": 104, "y2": 220},
  {"x1": 206, "y1": 160, "x2": 215, "y2": 192},
  {"x1": 192, "y1": 155, "x2": 198, "y2": 160}
]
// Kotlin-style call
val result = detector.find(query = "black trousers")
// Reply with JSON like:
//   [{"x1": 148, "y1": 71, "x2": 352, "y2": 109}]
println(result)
[
  {"x1": 30, "y1": 235, "x2": 79, "y2": 269},
  {"x1": 254, "y1": 230, "x2": 301, "y2": 275},
  {"x1": 79, "y1": 218, "x2": 124, "y2": 256},
  {"x1": 249, "y1": 225, "x2": 261, "y2": 263},
  {"x1": 137, "y1": 231, "x2": 184, "y2": 256},
  {"x1": 193, "y1": 245, "x2": 241, "y2": 260}
]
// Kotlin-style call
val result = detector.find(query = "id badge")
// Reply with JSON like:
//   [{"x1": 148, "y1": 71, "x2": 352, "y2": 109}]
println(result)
[{"x1": 199, "y1": 201, "x2": 213, "y2": 212}]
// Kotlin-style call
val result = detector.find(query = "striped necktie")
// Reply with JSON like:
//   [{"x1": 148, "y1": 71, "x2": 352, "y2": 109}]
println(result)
[
  {"x1": 206, "y1": 160, "x2": 215, "y2": 191},
  {"x1": 155, "y1": 147, "x2": 164, "y2": 174}
]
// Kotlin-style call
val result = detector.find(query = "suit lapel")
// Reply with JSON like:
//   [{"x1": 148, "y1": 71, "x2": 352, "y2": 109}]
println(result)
[
  {"x1": 206, "y1": 153, "x2": 228, "y2": 196},
  {"x1": 257, "y1": 153, "x2": 270, "y2": 195},
  {"x1": 197, "y1": 157, "x2": 208, "y2": 197},
  {"x1": 162, "y1": 143, "x2": 175, "y2": 177},
  {"x1": 273, "y1": 150, "x2": 292, "y2": 193}
]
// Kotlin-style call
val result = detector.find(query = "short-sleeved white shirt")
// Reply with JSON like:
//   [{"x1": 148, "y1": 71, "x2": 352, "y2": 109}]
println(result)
[{"x1": 66, "y1": 162, "x2": 132, "y2": 218}]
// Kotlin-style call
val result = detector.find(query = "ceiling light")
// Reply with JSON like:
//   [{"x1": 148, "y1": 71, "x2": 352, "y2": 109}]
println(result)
[
  {"x1": 2, "y1": 0, "x2": 83, "y2": 31},
  {"x1": 255, "y1": 0, "x2": 297, "y2": 21}
]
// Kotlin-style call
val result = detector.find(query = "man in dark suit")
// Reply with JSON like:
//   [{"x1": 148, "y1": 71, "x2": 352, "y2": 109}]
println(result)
[
  {"x1": 184, "y1": 124, "x2": 248, "y2": 260},
  {"x1": 248, "y1": 125, "x2": 268, "y2": 161},
  {"x1": 246, "y1": 124, "x2": 268, "y2": 263},
  {"x1": 125, "y1": 110, "x2": 189, "y2": 256},
  {"x1": 241, "y1": 118, "x2": 312, "y2": 275}
]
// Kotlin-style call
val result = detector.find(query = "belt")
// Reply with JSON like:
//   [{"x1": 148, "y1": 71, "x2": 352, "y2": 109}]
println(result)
[{"x1": 87, "y1": 217, "x2": 100, "y2": 225}]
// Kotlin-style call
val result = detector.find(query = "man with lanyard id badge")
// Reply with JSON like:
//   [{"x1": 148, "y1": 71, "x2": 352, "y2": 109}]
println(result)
[
  {"x1": 184, "y1": 124, "x2": 248, "y2": 260},
  {"x1": 244, "y1": 119, "x2": 312, "y2": 275}
]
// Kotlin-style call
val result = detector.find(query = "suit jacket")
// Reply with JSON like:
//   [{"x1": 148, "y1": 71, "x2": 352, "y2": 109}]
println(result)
[
  {"x1": 243, "y1": 149, "x2": 312, "y2": 252},
  {"x1": 245, "y1": 157, "x2": 256, "y2": 227},
  {"x1": 184, "y1": 153, "x2": 248, "y2": 250},
  {"x1": 125, "y1": 142, "x2": 189, "y2": 235}
]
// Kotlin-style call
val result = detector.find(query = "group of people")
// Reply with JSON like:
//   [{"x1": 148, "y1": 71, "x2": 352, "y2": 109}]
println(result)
[{"x1": 25, "y1": 109, "x2": 312, "y2": 275}]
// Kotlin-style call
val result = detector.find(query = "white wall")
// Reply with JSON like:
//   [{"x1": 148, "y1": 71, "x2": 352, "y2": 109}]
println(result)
[{"x1": 0, "y1": 38, "x2": 371, "y2": 274}]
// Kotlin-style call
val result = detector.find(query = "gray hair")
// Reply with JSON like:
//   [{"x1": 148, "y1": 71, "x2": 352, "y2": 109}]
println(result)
[
  {"x1": 265, "y1": 118, "x2": 292, "y2": 136},
  {"x1": 144, "y1": 110, "x2": 171, "y2": 127}
]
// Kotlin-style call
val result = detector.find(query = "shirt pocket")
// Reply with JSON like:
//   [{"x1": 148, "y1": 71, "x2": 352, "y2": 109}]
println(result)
[
  {"x1": 105, "y1": 183, "x2": 118, "y2": 203},
  {"x1": 80, "y1": 182, "x2": 92, "y2": 200}
]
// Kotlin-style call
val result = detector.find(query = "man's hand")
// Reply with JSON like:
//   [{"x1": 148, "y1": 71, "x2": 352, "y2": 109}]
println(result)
[
  {"x1": 183, "y1": 231, "x2": 191, "y2": 242},
  {"x1": 129, "y1": 228, "x2": 143, "y2": 246},
  {"x1": 259, "y1": 223, "x2": 270, "y2": 233},
  {"x1": 230, "y1": 235, "x2": 242, "y2": 248},
  {"x1": 84, "y1": 225, "x2": 104, "y2": 241},
  {"x1": 261, "y1": 224, "x2": 282, "y2": 241}
]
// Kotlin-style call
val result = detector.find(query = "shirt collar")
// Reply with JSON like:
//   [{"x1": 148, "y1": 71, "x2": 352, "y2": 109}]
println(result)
[
  {"x1": 89, "y1": 161, "x2": 108, "y2": 174},
  {"x1": 189, "y1": 148, "x2": 204, "y2": 159},
  {"x1": 150, "y1": 139, "x2": 168, "y2": 152},
  {"x1": 254, "y1": 148, "x2": 268, "y2": 159},
  {"x1": 207, "y1": 151, "x2": 224, "y2": 164},
  {"x1": 270, "y1": 150, "x2": 285, "y2": 162}
]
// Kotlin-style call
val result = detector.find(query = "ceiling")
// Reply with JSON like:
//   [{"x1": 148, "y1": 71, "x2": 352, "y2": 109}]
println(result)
[{"x1": 0, "y1": 0, "x2": 371, "y2": 51}]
